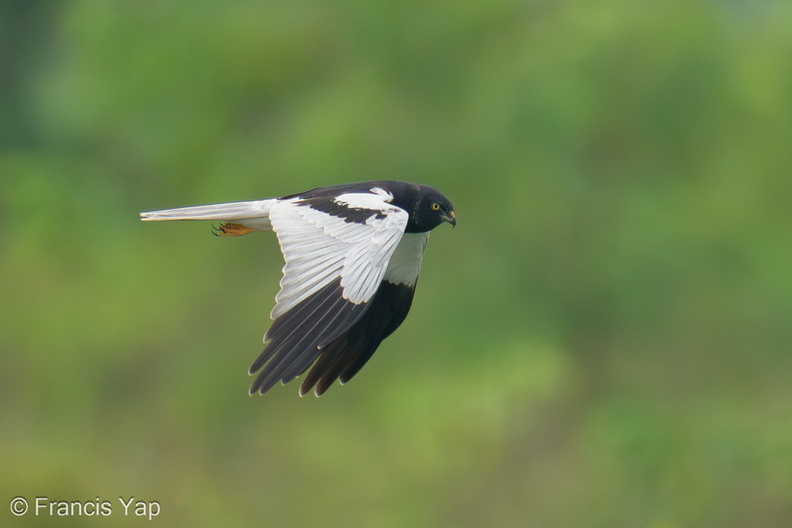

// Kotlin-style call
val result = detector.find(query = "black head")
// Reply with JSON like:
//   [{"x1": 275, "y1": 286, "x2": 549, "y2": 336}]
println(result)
[{"x1": 402, "y1": 184, "x2": 456, "y2": 233}]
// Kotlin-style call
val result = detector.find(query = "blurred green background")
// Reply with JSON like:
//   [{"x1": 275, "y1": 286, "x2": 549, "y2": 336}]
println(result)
[{"x1": 2, "y1": 0, "x2": 792, "y2": 526}]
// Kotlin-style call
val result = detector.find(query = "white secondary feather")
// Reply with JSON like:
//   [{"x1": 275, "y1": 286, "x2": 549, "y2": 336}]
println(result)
[
  {"x1": 268, "y1": 195, "x2": 409, "y2": 319},
  {"x1": 140, "y1": 199, "x2": 276, "y2": 230}
]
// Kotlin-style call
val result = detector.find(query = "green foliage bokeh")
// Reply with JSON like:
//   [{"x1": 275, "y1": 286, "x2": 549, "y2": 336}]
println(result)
[{"x1": 2, "y1": 1, "x2": 792, "y2": 526}]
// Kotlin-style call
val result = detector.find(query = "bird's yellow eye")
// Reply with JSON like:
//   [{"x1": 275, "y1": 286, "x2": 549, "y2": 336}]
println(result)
[{"x1": 431, "y1": 202, "x2": 441, "y2": 211}]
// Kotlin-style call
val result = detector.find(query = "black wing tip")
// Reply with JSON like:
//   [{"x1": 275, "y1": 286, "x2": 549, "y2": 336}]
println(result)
[
  {"x1": 247, "y1": 373, "x2": 330, "y2": 397},
  {"x1": 247, "y1": 358, "x2": 356, "y2": 397},
  {"x1": 297, "y1": 369, "x2": 336, "y2": 397},
  {"x1": 298, "y1": 381, "x2": 319, "y2": 398},
  {"x1": 248, "y1": 377, "x2": 270, "y2": 396},
  {"x1": 248, "y1": 347, "x2": 276, "y2": 376},
  {"x1": 249, "y1": 353, "x2": 320, "y2": 396}
]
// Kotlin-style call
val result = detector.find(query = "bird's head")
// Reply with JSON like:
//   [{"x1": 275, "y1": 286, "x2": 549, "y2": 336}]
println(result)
[{"x1": 408, "y1": 185, "x2": 456, "y2": 233}]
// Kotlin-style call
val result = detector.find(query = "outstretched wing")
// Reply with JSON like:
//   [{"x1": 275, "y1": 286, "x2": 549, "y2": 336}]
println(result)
[{"x1": 248, "y1": 190, "x2": 409, "y2": 394}]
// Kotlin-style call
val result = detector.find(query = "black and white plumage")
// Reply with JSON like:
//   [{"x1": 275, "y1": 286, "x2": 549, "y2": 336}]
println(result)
[{"x1": 140, "y1": 180, "x2": 455, "y2": 396}]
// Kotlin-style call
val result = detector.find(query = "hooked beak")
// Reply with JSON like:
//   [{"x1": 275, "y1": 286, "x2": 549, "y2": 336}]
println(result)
[{"x1": 441, "y1": 210, "x2": 456, "y2": 228}]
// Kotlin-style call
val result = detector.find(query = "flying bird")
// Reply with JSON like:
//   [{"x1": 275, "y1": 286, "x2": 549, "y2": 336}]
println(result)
[{"x1": 140, "y1": 180, "x2": 455, "y2": 396}]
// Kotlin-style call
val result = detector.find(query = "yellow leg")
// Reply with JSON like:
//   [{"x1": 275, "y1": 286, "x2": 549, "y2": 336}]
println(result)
[{"x1": 213, "y1": 222, "x2": 255, "y2": 236}]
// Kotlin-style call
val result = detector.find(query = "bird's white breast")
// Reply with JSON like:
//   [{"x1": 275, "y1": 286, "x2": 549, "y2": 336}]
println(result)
[{"x1": 383, "y1": 232, "x2": 429, "y2": 287}]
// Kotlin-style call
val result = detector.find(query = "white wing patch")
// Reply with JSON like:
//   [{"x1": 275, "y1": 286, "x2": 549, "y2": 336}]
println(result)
[
  {"x1": 268, "y1": 195, "x2": 408, "y2": 319},
  {"x1": 334, "y1": 187, "x2": 394, "y2": 209}
]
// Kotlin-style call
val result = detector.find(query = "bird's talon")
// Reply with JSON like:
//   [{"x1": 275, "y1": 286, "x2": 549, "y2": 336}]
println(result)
[{"x1": 213, "y1": 222, "x2": 254, "y2": 236}]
